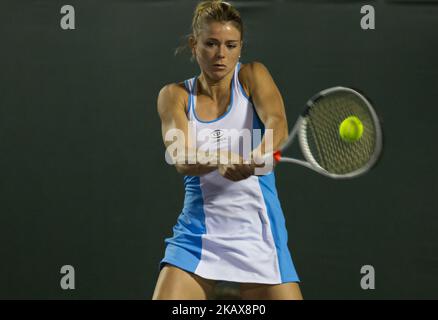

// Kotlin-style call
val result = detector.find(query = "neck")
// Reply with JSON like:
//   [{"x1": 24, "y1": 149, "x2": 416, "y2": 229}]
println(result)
[{"x1": 197, "y1": 70, "x2": 233, "y2": 102}]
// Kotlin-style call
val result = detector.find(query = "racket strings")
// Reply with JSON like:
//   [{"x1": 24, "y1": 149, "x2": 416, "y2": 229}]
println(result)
[{"x1": 303, "y1": 92, "x2": 376, "y2": 174}]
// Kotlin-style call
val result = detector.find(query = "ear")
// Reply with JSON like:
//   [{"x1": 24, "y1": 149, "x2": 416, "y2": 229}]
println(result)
[{"x1": 189, "y1": 35, "x2": 197, "y2": 56}]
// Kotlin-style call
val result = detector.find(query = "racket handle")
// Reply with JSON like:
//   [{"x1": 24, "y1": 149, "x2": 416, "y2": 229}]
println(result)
[{"x1": 273, "y1": 150, "x2": 282, "y2": 163}]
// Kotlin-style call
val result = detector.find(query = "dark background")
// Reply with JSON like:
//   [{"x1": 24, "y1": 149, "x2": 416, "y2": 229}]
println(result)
[{"x1": 0, "y1": 0, "x2": 437, "y2": 299}]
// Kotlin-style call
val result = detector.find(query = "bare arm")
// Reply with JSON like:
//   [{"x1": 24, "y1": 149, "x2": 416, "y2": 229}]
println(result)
[
  {"x1": 245, "y1": 62, "x2": 289, "y2": 157},
  {"x1": 157, "y1": 83, "x2": 217, "y2": 176},
  {"x1": 216, "y1": 62, "x2": 287, "y2": 180}
]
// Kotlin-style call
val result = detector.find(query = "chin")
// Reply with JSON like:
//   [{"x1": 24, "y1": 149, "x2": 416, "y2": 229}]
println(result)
[{"x1": 210, "y1": 68, "x2": 228, "y2": 76}]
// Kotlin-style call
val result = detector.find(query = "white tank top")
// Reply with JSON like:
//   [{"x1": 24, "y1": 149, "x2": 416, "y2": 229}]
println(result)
[
  {"x1": 175, "y1": 62, "x2": 292, "y2": 283},
  {"x1": 184, "y1": 61, "x2": 263, "y2": 157}
]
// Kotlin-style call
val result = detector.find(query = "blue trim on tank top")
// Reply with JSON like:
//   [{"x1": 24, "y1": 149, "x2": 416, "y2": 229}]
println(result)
[
  {"x1": 191, "y1": 71, "x2": 235, "y2": 123},
  {"x1": 184, "y1": 80, "x2": 192, "y2": 116},
  {"x1": 237, "y1": 62, "x2": 251, "y2": 101}
]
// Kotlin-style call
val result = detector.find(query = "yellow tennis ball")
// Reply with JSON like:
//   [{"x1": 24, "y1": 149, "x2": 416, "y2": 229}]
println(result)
[{"x1": 339, "y1": 116, "x2": 364, "y2": 142}]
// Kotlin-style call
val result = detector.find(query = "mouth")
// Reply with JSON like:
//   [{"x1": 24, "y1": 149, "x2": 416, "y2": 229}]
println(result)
[{"x1": 213, "y1": 64, "x2": 226, "y2": 69}]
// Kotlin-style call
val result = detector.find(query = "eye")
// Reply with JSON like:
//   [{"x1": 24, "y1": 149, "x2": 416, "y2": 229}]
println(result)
[
  {"x1": 227, "y1": 45, "x2": 237, "y2": 49},
  {"x1": 206, "y1": 42, "x2": 215, "y2": 47}
]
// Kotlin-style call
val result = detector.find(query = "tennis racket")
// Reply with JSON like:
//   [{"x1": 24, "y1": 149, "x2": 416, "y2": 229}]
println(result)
[{"x1": 268, "y1": 86, "x2": 383, "y2": 179}]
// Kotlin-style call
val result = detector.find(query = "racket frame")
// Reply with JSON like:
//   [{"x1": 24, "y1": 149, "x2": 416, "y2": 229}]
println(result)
[{"x1": 277, "y1": 86, "x2": 383, "y2": 179}]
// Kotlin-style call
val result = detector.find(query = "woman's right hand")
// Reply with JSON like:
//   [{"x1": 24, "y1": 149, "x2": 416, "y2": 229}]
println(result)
[
  {"x1": 218, "y1": 162, "x2": 255, "y2": 181},
  {"x1": 217, "y1": 151, "x2": 263, "y2": 182}
]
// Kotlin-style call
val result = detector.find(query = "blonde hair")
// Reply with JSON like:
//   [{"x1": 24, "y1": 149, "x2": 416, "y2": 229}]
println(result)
[
  {"x1": 175, "y1": 0, "x2": 244, "y2": 61},
  {"x1": 191, "y1": 0, "x2": 243, "y2": 40}
]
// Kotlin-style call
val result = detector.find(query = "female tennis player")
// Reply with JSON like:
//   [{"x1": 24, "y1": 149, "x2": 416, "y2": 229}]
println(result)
[{"x1": 153, "y1": 0, "x2": 302, "y2": 300}]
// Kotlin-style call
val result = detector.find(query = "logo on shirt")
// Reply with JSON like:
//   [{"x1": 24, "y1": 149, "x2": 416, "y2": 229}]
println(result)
[{"x1": 210, "y1": 129, "x2": 225, "y2": 142}]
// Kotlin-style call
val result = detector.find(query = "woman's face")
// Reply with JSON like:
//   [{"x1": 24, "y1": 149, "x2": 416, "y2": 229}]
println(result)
[{"x1": 191, "y1": 21, "x2": 242, "y2": 80}]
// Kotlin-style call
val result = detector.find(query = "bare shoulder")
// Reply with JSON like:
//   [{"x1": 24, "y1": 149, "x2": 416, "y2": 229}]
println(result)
[
  {"x1": 238, "y1": 61, "x2": 272, "y2": 97},
  {"x1": 158, "y1": 82, "x2": 188, "y2": 103},
  {"x1": 157, "y1": 82, "x2": 189, "y2": 115}
]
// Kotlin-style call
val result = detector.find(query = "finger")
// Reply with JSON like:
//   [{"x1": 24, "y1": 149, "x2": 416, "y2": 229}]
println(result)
[
  {"x1": 225, "y1": 169, "x2": 243, "y2": 181},
  {"x1": 231, "y1": 165, "x2": 252, "y2": 181},
  {"x1": 218, "y1": 164, "x2": 238, "y2": 181},
  {"x1": 218, "y1": 165, "x2": 230, "y2": 178},
  {"x1": 224, "y1": 171, "x2": 238, "y2": 181},
  {"x1": 225, "y1": 166, "x2": 246, "y2": 181},
  {"x1": 232, "y1": 163, "x2": 255, "y2": 178},
  {"x1": 238, "y1": 165, "x2": 253, "y2": 179}
]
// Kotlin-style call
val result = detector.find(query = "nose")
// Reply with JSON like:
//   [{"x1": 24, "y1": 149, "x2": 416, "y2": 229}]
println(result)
[{"x1": 216, "y1": 44, "x2": 226, "y2": 58}]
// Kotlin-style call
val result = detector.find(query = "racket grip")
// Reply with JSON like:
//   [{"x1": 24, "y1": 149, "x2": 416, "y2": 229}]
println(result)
[{"x1": 273, "y1": 150, "x2": 282, "y2": 163}]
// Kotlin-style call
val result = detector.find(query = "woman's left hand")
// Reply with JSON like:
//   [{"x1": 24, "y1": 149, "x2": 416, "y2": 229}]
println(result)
[
  {"x1": 218, "y1": 162, "x2": 256, "y2": 181},
  {"x1": 217, "y1": 152, "x2": 262, "y2": 181}
]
